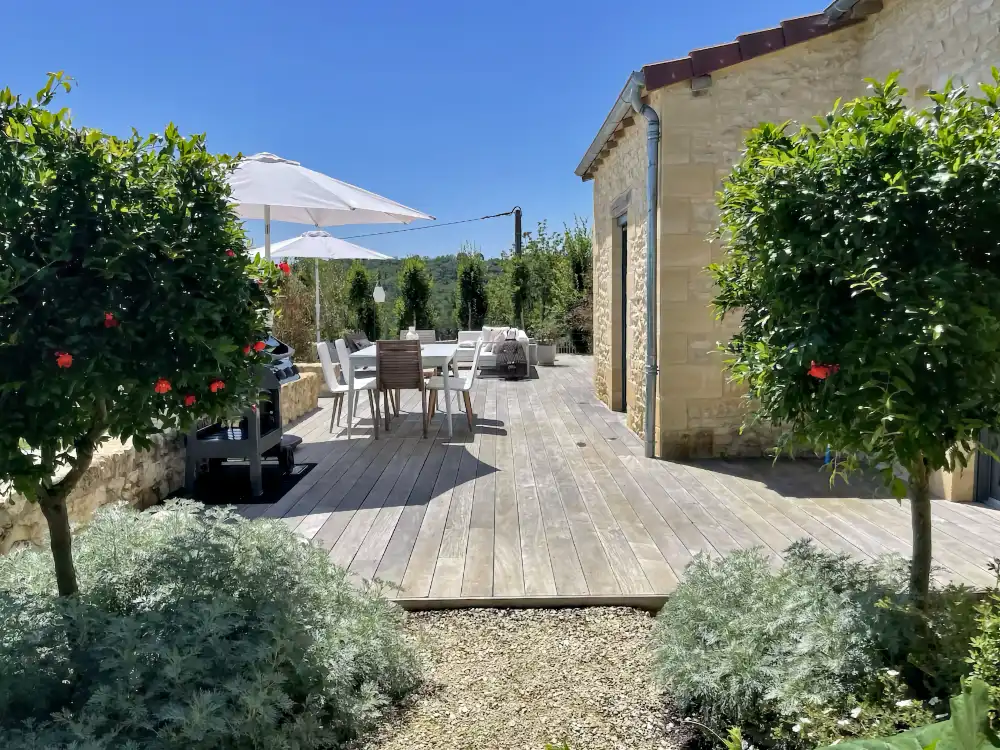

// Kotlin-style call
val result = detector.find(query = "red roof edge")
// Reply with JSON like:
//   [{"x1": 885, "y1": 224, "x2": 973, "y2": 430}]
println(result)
[
  {"x1": 642, "y1": 13, "x2": 860, "y2": 92},
  {"x1": 643, "y1": 57, "x2": 695, "y2": 90}
]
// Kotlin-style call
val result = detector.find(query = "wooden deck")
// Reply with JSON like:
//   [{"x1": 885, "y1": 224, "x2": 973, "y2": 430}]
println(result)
[{"x1": 240, "y1": 356, "x2": 1000, "y2": 604}]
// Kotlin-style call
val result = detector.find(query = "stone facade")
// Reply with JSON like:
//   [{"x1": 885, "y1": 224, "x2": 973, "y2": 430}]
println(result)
[
  {"x1": 0, "y1": 372, "x2": 320, "y2": 553},
  {"x1": 861, "y1": 0, "x2": 1000, "y2": 99},
  {"x1": 591, "y1": 111, "x2": 649, "y2": 436},
  {"x1": 588, "y1": 0, "x2": 1000, "y2": 462},
  {"x1": 650, "y1": 27, "x2": 867, "y2": 458}
]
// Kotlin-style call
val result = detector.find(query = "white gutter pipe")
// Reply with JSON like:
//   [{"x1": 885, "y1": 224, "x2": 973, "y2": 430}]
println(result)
[{"x1": 625, "y1": 71, "x2": 660, "y2": 459}]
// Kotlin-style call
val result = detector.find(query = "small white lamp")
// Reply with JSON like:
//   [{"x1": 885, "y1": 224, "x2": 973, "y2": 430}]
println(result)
[{"x1": 373, "y1": 283, "x2": 385, "y2": 304}]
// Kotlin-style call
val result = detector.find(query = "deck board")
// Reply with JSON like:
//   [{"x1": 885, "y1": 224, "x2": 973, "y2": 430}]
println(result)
[{"x1": 236, "y1": 355, "x2": 1000, "y2": 601}]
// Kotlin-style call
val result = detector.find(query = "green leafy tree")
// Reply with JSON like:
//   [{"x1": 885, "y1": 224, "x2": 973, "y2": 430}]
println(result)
[
  {"x1": 345, "y1": 260, "x2": 378, "y2": 340},
  {"x1": 510, "y1": 251, "x2": 530, "y2": 330},
  {"x1": 563, "y1": 218, "x2": 594, "y2": 353},
  {"x1": 0, "y1": 74, "x2": 280, "y2": 595},
  {"x1": 712, "y1": 73, "x2": 1000, "y2": 605},
  {"x1": 394, "y1": 255, "x2": 434, "y2": 331},
  {"x1": 485, "y1": 260, "x2": 515, "y2": 326},
  {"x1": 272, "y1": 260, "x2": 350, "y2": 359},
  {"x1": 521, "y1": 221, "x2": 565, "y2": 328},
  {"x1": 455, "y1": 243, "x2": 488, "y2": 330}
]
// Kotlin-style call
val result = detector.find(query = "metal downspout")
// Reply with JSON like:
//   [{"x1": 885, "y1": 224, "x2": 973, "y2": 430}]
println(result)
[{"x1": 626, "y1": 71, "x2": 660, "y2": 459}]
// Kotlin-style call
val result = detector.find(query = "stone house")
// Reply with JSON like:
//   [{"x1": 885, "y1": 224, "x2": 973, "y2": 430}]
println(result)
[{"x1": 577, "y1": 0, "x2": 1000, "y2": 465}]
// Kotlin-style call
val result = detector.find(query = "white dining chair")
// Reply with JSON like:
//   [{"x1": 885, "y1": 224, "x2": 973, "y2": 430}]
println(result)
[
  {"x1": 334, "y1": 337, "x2": 378, "y2": 439},
  {"x1": 425, "y1": 337, "x2": 482, "y2": 431},
  {"x1": 317, "y1": 342, "x2": 350, "y2": 432}
]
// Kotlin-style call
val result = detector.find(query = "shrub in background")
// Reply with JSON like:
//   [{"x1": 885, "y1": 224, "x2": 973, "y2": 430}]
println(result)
[
  {"x1": 0, "y1": 502, "x2": 421, "y2": 749},
  {"x1": 816, "y1": 679, "x2": 999, "y2": 750},
  {"x1": 456, "y1": 245, "x2": 488, "y2": 330},
  {"x1": 0, "y1": 74, "x2": 281, "y2": 595},
  {"x1": 273, "y1": 258, "x2": 349, "y2": 359},
  {"x1": 968, "y1": 559, "x2": 1000, "y2": 707},
  {"x1": 394, "y1": 255, "x2": 434, "y2": 331},
  {"x1": 651, "y1": 542, "x2": 977, "y2": 747},
  {"x1": 713, "y1": 72, "x2": 1000, "y2": 604},
  {"x1": 346, "y1": 259, "x2": 378, "y2": 340}
]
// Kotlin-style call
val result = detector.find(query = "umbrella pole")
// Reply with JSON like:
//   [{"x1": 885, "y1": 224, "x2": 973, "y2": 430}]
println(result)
[
  {"x1": 314, "y1": 258, "x2": 321, "y2": 345},
  {"x1": 264, "y1": 205, "x2": 271, "y2": 261}
]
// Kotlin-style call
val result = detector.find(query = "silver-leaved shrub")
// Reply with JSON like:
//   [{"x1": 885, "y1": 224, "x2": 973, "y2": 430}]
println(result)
[
  {"x1": 0, "y1": 501, "x2": 422, "y2": 749},
  {"x1": 651, "y1": 541, "x2": 978, "y2": 747}
]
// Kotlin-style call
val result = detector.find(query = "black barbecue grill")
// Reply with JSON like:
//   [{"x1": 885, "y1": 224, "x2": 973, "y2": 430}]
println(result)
[{"x1": 184, "y1": 336, "x2": 302, "y2": 498}]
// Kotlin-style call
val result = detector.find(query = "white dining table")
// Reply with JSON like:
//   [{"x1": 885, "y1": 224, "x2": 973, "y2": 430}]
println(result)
[{"x1": 347, "y1": 342, "x2": 459, "y2": 438}]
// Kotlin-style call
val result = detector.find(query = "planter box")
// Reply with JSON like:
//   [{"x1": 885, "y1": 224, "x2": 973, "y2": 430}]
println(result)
[{"x1": 536, "y1": 343, "x2": 557, "y2": 366}]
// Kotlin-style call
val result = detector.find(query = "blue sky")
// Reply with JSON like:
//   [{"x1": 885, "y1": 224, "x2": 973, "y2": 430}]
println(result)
[{"x1": 3, "y1": 0, "x2": 824, "y2": 257}]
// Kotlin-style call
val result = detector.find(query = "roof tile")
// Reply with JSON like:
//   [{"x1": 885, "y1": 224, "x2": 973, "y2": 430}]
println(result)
[
  {"x1": 690, "y1": 41, "x2": 743, "y2": 77},
  {"x1": 781, "y1": 14, "x2": 833, "y2": 44},
  {"x1": 642, "y1": 57, "x2": 695, "y2": 91},
  {"x1": 737, "y1": 28, "x2": 786, "y2": 61},
  {"x1": 641, "y1": 13, "x2": 858, "y2": 92}
]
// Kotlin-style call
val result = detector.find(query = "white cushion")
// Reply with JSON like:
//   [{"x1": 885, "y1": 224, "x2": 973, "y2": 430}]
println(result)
[
  {"x1": 426, "y1": 374, "x2": 472, "y2": 391},
  {"x1": 352, "y1": 375, "x2": 376, "y2": 390}
]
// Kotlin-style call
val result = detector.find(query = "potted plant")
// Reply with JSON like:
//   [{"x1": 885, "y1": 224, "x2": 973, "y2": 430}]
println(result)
[{"x1": 533, "y1": 316, "x2": 566, "y2": 366}]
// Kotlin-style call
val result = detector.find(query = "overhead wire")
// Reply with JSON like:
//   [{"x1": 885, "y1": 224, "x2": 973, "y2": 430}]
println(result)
[{"x1": 338, "y1": 207, "x2": 519, "y2": 240}]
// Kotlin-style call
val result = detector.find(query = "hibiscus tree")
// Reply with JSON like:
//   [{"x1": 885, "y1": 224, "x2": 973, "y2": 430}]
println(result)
[
  {"x1": 0, "y1": 74, "x2": 282, "y2": 595},
  {"x1": 712, "y1": 73, "x2": 1000, "y2": 604}
]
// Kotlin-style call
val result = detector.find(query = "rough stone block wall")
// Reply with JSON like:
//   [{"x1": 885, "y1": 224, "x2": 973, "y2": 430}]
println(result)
[
  {"x1": 591, "y1": 113, "x2": 648, "y2": 436},
  {"x1": 651, "y1": 26, "x2": 867, "y2": 458},
  {"x1": 281, "y1": 371, "x2": 321, "y2": 425},
  {"x1": 860, "y1": 0, "x2": 1000, "y2": 99},
  {"x1": 0, "y1": 432, "x2": 185, "y2": 554},
  {"x1": 1, "y1": 372, "x2": 320, "y2": 553}
]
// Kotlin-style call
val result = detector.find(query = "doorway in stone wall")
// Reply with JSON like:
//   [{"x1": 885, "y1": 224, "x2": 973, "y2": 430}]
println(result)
[{"x1": 618, "y1": 214, "x2": 629, "y2": 411}]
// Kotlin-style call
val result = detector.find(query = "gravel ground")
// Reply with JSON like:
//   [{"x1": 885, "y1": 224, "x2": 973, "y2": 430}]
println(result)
[{"x1": 366, "y1": 607, "x2": 685, "y2": 750}]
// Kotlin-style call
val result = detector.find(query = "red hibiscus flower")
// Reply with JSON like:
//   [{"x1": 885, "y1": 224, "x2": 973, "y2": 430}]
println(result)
[
  {"x1": 184, "y1": 394, "x2": 197, "y2": 407},
  {"x1": 226, "y1": 249, "x2": 236, "y2": 257},
  {"x1": 278, "y1": 261, "x2": 291, "y2": 275},
  {"x1": 243, "y1": 344, "x2": 252, "y2": 355},
  {"x1": 210, "y1": 379, "x2": 225, "y2": 393},
  {"x1": 253, "y1": 340, "x2": 266, "y2": 352},
  {"x1": 104, "y1": 312, "x2": 118, "y2": 328},
  {"x1": 55, "y1": 351, "x2": 73, "y2": 369},
  {"x1": 808, "y1": 361, "x2": 840, "y2": 380},
  {"x1": 154, "y1": 378, "x2": 172, "y2": 394}
]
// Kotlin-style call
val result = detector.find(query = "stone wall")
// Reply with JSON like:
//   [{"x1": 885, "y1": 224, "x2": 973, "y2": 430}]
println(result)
[
  {"x1": 294, "y1": 363, "x2": 332, "y2": 396},
  {"x1": 591, "y1": 104, "x2": 649, "y2": 436},
  {"x1": 649, "y1": 26, "x2": 867, "y2": 458},
  {"x1": 0, "y1": 432, "x2": 185, "y2": 554},
  {"x1": 0, "y1": 372, "x2": 319, "y2": 553},
  {"x1": 281, "y1": 371, "x2": 321, "y2": 425},
  {"x1": 860, "y1": 0, "x2": 1000, "y2": 100}
]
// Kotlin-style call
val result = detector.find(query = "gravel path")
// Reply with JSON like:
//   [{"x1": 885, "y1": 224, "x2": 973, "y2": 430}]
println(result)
[{"x1": 366, "y1": 607, "x2": 680, "y2": 750}]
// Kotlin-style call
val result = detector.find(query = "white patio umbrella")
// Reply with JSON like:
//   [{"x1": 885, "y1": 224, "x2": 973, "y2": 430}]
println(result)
[
  {"x1": 229, "y1": 152, "x2": 433, "y2": 259},
  {"x1": 251, "y1": 230, "x2": 392, "y2": 344}
]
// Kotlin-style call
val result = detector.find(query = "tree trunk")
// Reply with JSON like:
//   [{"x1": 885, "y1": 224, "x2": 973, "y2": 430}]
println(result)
[
  {"x1": 908, "y1": 456, "x2": 933, "y2": 607},
  {"x1": 35, "y1": 410, "x2": 104, "y2": 597},
  {"x1": 39, "y1": 492, "x2": 78, "y2": 596}
]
